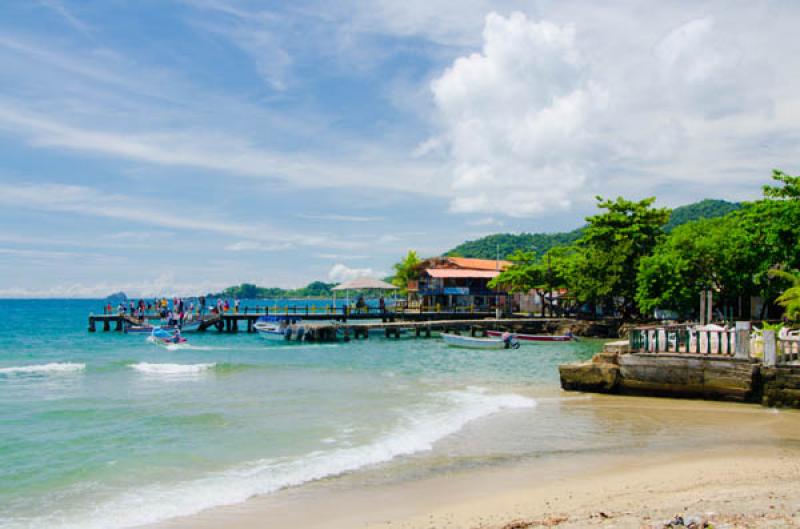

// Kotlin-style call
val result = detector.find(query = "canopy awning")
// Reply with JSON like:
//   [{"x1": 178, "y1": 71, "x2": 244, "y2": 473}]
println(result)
[
  {"x1": 425, "y1": 269, "x2": 500, "y2": 279},
  {"x1": 332, "y1": 277, "x2": 399, "y2": 291}
]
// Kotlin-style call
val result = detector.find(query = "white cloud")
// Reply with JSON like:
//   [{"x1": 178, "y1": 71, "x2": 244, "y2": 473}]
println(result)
[
  {"x1": 35, "y1": 0, "x2": 92, "y2": 35},
  {"x1": 429, "y1": 12, "x2": 601, "y2": 216},
  {"x1": 296, "y1": 213, "x2": 383, "y2": 222},
  {"x1": 467, "y1": 216, "x2": 503, "y2": 227},
  {"x1": 0, "y1": 104, "x2": 443, "y2": 196},
  {"x1": 225, "y1": 240, "x2": 293, "y2": 251},
  {"x1": 0, "y1": 273, "x2": 228, "y2": 299},
  {"x1": 328, "y1": 263, "x2": 383, "y2": 282},
  {"x1": 0, "y1": 182, "x2": 357, "y2": 250},
  {"x1": 426, "y1": 10, "x2": 800, "y2": 217}
]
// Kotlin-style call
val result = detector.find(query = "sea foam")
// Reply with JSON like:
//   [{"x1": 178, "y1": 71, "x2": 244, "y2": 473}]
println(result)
[
  {"x1": 129, "y1": 362, "x2": 216, "y2": 375},
  {"x1": 0, "y1": 362, "x2": 85, "y2": 375},
  {"x1": 29, "y1": 388, "x2": 535, "y2": 529}
]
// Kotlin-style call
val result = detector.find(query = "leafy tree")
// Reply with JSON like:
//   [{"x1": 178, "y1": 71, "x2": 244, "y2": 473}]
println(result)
[
  {"x1": 490, "y1": 247, "x2": 580, "y2": 316},
  {"x1": 573, "y1": 196, "x2": 671, "y2": 317},
  {"x1": 636, "y1": 216, "x2": 756, "y2": 316},
  {"x1": 391, "y1": 250, "x2": 422, "y2": 295},
  {"x1": 768, "y1": 269, "x2": 800, "y2": 321},
  {"x1": 445, "y1": 199, "x2": 740, "y2": 259},
  {"x1": 636, "y1": 170, "x2": 800, "y2": 319},
  {"x1": 763, "y1": 169, "x2": 800, "y2": 200}
]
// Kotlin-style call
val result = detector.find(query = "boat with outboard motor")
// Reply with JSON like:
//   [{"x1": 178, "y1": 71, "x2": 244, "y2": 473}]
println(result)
[
  {"x1": 147, "y1": 327, "x2": 188, "y2": 348},
  {"x1": 441, "y1": 332, "x2": 519, "y2": 349},
  {"x1": 254, "y1": 315, "x2": 306, "y2": 341}
]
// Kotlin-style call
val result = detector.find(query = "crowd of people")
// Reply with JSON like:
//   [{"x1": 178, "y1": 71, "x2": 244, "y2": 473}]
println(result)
[{"x1": 103, "y1": 294, "x2": 386, "y2": 321}]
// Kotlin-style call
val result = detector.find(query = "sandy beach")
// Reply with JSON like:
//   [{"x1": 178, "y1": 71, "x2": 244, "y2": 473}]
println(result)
[{"x1": 154, "y1": 395, "x2": 800, "y2": 529}]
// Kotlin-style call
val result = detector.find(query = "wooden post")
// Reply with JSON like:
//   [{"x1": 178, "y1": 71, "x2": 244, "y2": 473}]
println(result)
[
  {"x1": 115, "y1": 318, "x2": 122, "y2": 332},
  {"x1": 699, "y1": 291, "x2": 706, "y2": 325},
  {"x1": 707, "y1": 290, "x2": 713, "y2": 323},
  {"x1": 735, "y1": 321, "x2": 750, "y2": 359},
  {"x1": 763, "y1": 329, "x2": 777, "y2": 367},
  {"x1": 88, "y1": 317, "x2": 96, "y2": 332},
  {"x1": 103, "y1": 319, "x2": 110, "y2": 332},
  {"x1": 247, "y1": 319, "x2": 254, "y2": 333}
]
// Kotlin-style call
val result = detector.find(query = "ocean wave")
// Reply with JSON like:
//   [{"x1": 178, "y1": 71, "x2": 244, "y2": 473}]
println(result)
[
  {"x1": 129, "y1": 362, "x2": 216, "y2": 375},
  {"x1": 31, "y1": 387, "x2": 535, "y2": 529},
  {"x1": 0, "y1": 362, "x2": 85, "y2": 375}
]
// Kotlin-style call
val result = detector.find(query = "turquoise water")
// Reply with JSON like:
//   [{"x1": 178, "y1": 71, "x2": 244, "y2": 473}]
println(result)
[{"x1": 0, "y1": 299, "x2": 602, "y2": 529}]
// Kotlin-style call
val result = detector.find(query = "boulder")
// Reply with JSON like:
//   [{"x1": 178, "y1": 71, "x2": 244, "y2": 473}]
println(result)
[{"x1": 559, "y1": 361, "x2": 619, "y2": 393}]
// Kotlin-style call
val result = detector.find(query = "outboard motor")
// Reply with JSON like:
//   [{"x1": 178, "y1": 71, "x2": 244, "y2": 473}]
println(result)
[
  {"x1": 296, "y1": 325, "x2": 306, "y2": 342},
  {"x1": 502, "y1": 332, "x2": 520, "y2": 349}
]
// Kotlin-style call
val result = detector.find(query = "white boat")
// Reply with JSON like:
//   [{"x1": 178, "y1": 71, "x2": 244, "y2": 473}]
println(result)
[
  {"x1": 254, "y1": 315, "x2": 306, "y2": 341},
  {"x1": 440, "y1": 333, "x2": 509, "y2": 349}
]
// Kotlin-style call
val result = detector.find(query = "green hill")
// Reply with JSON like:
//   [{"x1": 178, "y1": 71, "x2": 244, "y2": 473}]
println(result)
[
  {"x1": 446, "y1": 199, "x2": 741, "y2": 259},
  {"x1": 664, "y1": 199, "x2": 742, "y2": 232},
  {"x1": 210, "y1": 281, "x2": 338, "y2": 299}
]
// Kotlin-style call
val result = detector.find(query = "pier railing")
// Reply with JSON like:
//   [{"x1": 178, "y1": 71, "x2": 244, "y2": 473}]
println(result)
[
  {"x1": 777, "y1": 335, "x2": 800, "y2": 364},
  {"x1": 629, "y1": 323, "x2": 800, "y2": 365},
  {"x1": 628, "y1": 323, "x2": 749, "y2": 358}
]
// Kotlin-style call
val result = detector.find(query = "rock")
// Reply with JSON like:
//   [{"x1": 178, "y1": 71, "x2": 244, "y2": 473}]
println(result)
[{"x1": 559, "y1": 361, "x2": 619, "y2": 392}]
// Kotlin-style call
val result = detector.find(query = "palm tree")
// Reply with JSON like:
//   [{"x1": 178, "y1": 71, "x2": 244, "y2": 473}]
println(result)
[
  {"x1": 769, "y1": 268, "x2": 800, "y2": 320},
  {"x1": 391, "y1": 250, "x2": 421, "y2": 295}
]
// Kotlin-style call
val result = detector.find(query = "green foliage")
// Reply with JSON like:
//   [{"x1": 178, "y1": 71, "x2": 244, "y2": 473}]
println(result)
[
  {"x1": 769, "y1": 269, "x2": 800, "y2": 321},
  {"x1": 571, "y1": 196, "x2": 671, "y2": 316},
  {"x1": 215, "y1": 281, "x2": 339, "y2": 299},
  {"x1": 636, "y1": 216, "x2": 755, "y2": 314},
  {"x1": 763, "y1": 169, "x2": 800, "y2": 199},
  {"x1": 636, "y1": 169, "x2": 800, "y2": 318},
  {"x1": 446, "y1": 231, "x2": 583, "y2": 260},
  {"x1": 391, "y1": 250, "x2": 422, "y2": 295},
  {"x1": 664, "y1": 199, "x2": 742, "y2": 232},
  {"x1": 445, "y1": 200, "x2": 739, "y2": 260}
]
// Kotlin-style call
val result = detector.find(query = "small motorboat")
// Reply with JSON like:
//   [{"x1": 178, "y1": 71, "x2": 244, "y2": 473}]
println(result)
[
  {"x1": 486, "y1": 330, "x2": 575, "y2": 342},
  {"x1": 147, "y1": 327, "x2": 188, "y2": 348},
  {"x1": 255, "y1": 315, "x2": 306, "y2": 341},
  {"x1": 441, "y1": 333, "x2": 518, "y2": 349}
]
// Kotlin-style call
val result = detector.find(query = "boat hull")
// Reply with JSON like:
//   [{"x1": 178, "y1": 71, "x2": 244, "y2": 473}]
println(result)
[
  {"x1": 486, "y1": 331, "x2": 573, "y2": 342},
  {"x1": 441, "y1": 333, "x2": 505, "y2": 349}
]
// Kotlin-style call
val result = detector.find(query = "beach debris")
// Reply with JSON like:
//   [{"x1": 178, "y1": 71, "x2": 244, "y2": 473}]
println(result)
[
  {"x1": 500, "y1": 515, "x2": 568, "y2": 528},
  {"x1": 659, "y1": 513, "x2": 713, "y2": 528}
]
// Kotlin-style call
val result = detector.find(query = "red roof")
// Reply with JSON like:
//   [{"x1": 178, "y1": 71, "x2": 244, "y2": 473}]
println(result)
[
  {"x1": 425, "y1": 268, "x2": 500, "y2": 279},
  {"x1": 446, "y1": 257, "x2": 512, "y2": 270}
]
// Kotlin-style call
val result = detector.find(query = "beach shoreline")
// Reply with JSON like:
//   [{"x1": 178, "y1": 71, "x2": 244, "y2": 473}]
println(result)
[{"x1": 152, "y1": 397, "x2": 800, "y2": 529}]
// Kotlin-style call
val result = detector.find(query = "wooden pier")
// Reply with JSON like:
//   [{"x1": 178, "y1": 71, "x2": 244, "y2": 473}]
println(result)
[
  {"x1": 87, "y1": 310, "x2": 602, "y2": 341},
  {"x1": 88, "y1": 310, "x2": 505, "y2": 333}
]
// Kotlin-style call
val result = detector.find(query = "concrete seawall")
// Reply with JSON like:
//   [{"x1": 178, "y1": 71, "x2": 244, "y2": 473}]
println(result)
[{"x1": 560, "y1": 340, "x2": 800, "y2": 408}]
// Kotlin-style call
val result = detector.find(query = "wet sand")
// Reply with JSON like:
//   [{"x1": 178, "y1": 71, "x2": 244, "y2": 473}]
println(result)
[{"x1": 153, "y1": 395, "x2": 800, "y2": 529}]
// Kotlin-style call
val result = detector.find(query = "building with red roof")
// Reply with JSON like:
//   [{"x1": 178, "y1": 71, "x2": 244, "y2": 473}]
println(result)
[{"x1": 409, "y1": 257, "x2": 512, "y2": 310}]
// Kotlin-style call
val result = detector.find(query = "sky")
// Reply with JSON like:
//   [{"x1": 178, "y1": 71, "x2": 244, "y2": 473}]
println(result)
[{"x1": 0, "y1": 0, "x2": 798, "y2": 297}]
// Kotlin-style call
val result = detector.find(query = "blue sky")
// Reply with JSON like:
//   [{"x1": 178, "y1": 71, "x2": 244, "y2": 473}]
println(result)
[{"x1": 0, "y1": 0, "x2": 798, "y2": 297}]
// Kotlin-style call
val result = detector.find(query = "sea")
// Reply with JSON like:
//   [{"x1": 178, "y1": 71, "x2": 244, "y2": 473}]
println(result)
[{"x1": 2, "y1": 299, "x2": 787, "y2": 529}]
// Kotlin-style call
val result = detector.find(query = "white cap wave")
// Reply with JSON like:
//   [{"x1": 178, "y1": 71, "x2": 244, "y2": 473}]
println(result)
[
  {"x1": 0, "y1": 362, "x2": 85, "y2": 375},
  {"x1": 26, "y1": 388, "x2": 535, "y2": 529},
  {"x1": 130, "y1": 363, "x2": 216, "y2": 375}
]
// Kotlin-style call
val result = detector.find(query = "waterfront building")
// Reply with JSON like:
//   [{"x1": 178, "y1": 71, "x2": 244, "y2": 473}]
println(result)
[{"x1": 410, "y1": 257, "x2": 512, "y2": 310}]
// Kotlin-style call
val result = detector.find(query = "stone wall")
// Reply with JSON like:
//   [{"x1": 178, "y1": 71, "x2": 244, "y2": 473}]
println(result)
[
  {"x1": 760, "y1": 366, "x2": 800, "y2": 407},
  {"x1": 617, "y1": 353, "x2": 758, "y2": 402}
]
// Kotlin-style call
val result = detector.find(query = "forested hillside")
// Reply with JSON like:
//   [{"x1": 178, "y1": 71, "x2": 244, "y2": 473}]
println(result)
[{"x1": 446, "y1": 199, "x2": 741, "y2": 259}]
